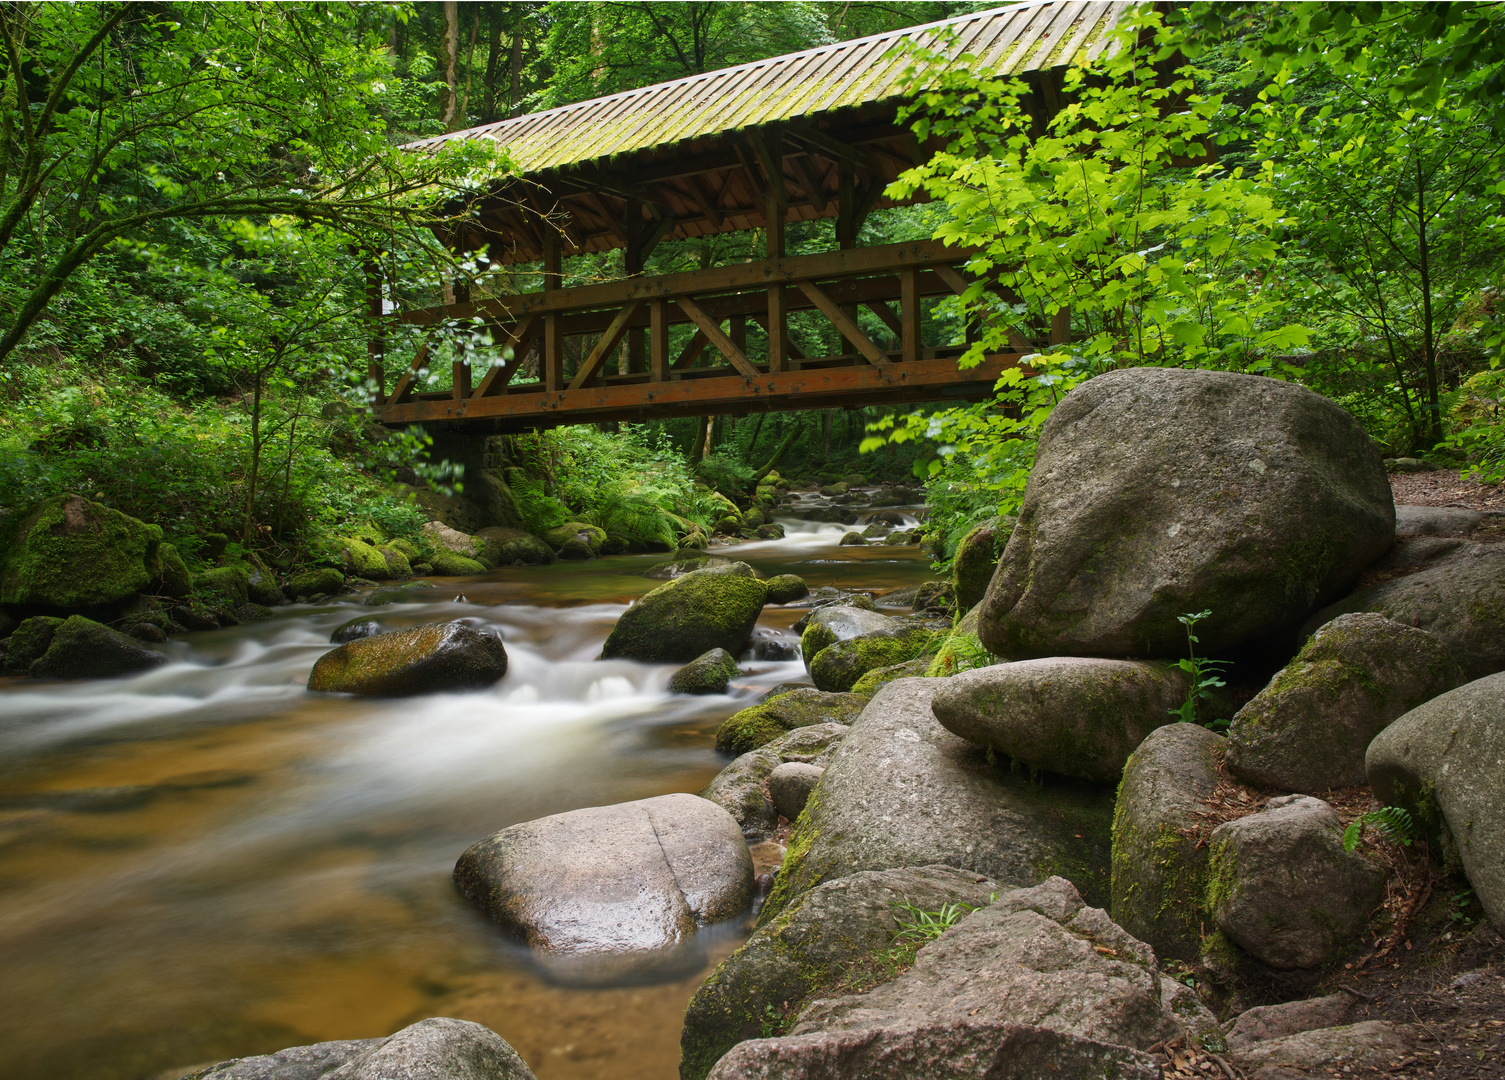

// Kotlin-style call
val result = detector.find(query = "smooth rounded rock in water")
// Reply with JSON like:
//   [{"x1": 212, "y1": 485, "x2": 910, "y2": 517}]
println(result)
[
  {"x1": 1226, "y1": 613, "x2": 1461, "y2": 793},
  {"x1": 645, "y1": 554, "x2": 734, "y2": 579},
  {"x1": 763, "y1": 679, "x2": 1114, "y2": 922},
  {"x1": 768, "y1": 762, "x2": 823, "y2": 821},
  {"x1": 453, "y1": 793, "x2": 753, "y2": 970},
  {"x1": 428, "y1": 550, "x2": 487, "y2": 576},
  {"x1": 807, "y1": 626, "x2": 942, "y2": 693},
  {"x1": 798, "y1": 605, "x2": 895, "y2": 661},
  {"x1": 669, "y1": 648, "x2": 741, "y2": 695},
  {"x1": 330, "y1": 617, "x2": 383, "y2": 644},
  {"x1": 979, "y1": 369, "x2": 1394, "y2": 660},
  {"x1": 181, "y1": 1017, "x2": 537, "y2": 1080},
  {"x1": 28, "y1": 615, "x2": 168, "y2": 679},
  {"x1": 284, "y1": 567, "x2": 343, "y2": 601},
  {"x1": 1366, "y1": 672, "x2": 1505, "y2": 930},
  {"x1": 2, "y1": 615, "x2": 64, "y2": 675},
  {"x1": 543, "y1": 522, "x2": 606, "y2": 559},
  {"x1": 602, "y1": 563, "x2": 767, "y2": 664},
  {"x1": 1206, "y1": 795, "x2": 1384, "y2": 969},
  {"x1": 763, "y1": 573, "x2": 809, "y2": 605},
  {"x1": 849, "y1": 655, "x2": 931, "y2": 696},
  {"x1": 1303, "y1": 543, "x2": 1505, "y2": 682},
  {"x1": 912, "y1": 579, "x2": 957, "y2": 615},
  {"x1": 715, "y1": 688, "x2": 867, "y2": 756},
  {"x1": 0, "y1": 494, "x2": 162, "y2": 609},
  {"x1": 699, "y1": 723, "x2": 849, "y2": 838},
  {"x1": 932, "y1": 658, "x2": 1187, "y2": 783},
  {"x1": 307, "y1": 622, "x2": 507, "y2": 696},
  {"x1": 1110, "y1": 723, "x2": 1225, "y2": 963}
]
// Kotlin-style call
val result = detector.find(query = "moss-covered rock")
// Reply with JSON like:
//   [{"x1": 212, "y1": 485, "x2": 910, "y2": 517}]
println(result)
[
  {"x1": 850, "y1": 656, "x2": 932, "y2": 696},
  {"x1": 762, "y1": 574, "x2": 809, "y2": 605},
  {"x1": 837, "y1": 530, "x2": 866, "y2": 546},
  {"x1": 332, "y1": 536, "x2": 391, "y2": 580},
  {"x1": 699, "y1": 723, "x2": 850, "y2": 838},
  {"x1": 285, "y1": 567, "x2": 344, "y2": 600},
  {"x1": 232, "y1": 602, "x2": 275, "y2": 623},
  {"x1": 29, "y1": 615, "x2": 168, "y2": 679},
  {"x1": 2, "y1": 615, "x2": 65, "y2": 675},
  {"x1": 475, "y1": 526, "x2": 553, "y2": 567},
  {"x1": 154, "y1": 543, "x2": 193, "y2": 599},
  {"x1": 331, "y1": 617, "x2": 383, "y2": 643},
  {"x1": 307, "y1": 622, "x2": 508, "y2": 696},
  {"x1": 244, "y1": 559, "x2": 285, "y2": 606},
  {"x1": 953, "y1": 517, "x2": 1013, "y2": 612},
  {"x1": 0, "y1": 494, "x2": 162, "y2": 610},
  {"x1": 602, "y1": 563, "x2": 767, "y2": 664},
  {"x1": 1227, "y1": 613, "x2": 1462, "y2": 793},
  {"x1": 924, "y1": 604, "x2": 1000, "y2": 677},
  {"x1": 714, "y1": 688, "x2": 868, "y2": 756},
  {"x1": 912, "y1": 579, "x2": 957, "y2": 615},
  {"x1": 386, "y1": 537, "x2": 421, "y2": 561},
  {"x1": 196, "y1": 565, "x2": 250, "y2": 609},
  {"x1": 376, "y1": 544, "x2": 413, "y2": 578},
  {"x1": 645, "y1": 555, "x2": 735, "y2": 579},
  {"x1": 542, "y1": 522, "x2": 607, "y2": 558},
  {"x1": 1110, "y1": 724, "x2": 1224, "y2": 963},
  {"x1": 808, "y1": 627, "x2": 943, "y2": 693},
  {"x1": 753, "y1": 523, "x2": 785, "y2": 540},
  {"x1": 429, "y1": 551, "x2": 487, "y2": 576},
  {"x1": 363, "y1": 582, "x2": 438, "y2": 607},
  {"x1": 668, "y1": 648, "x2": 741, "y2": 695},
  {"x1": 799, "y1": 605, "x2": 895, "y2": 662}
]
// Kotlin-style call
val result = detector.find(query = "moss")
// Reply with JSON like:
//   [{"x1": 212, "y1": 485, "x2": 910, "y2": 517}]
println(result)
[
  {"x1": 808, "y1": 628, "x2": 941, "y2": 692},
  {"x1": 307, "y1": 622, "x2": 507, "y2": 696},
  {"x1": 850, "y1": 656, "x2": 931, "y2": 696},
  {"x1": 602, "y1": 565, "x2": 768, "y2": 663},
  {"x1": 758, "y1": 787, "x2": 824, "y2": 925},
  {"x1": 387, "y1": 537, "x2": 421, "y2": 561},
  {"x1": 429, "y1": 551, "x2": 486, "y2": 576},
  {"x1": 195, "y1": 565, "x2": 250, "y2": 609},
  {"x1": 715, "y1": 689, "x2": 866, "y2": 755},
  {"x1": 763, "y1": 574, "x2": 809, "y2": 605},
  {"x1": 376, "y1": 544, "x2": 413, "y2": 578},
  {"x1": 29, "y1": 614, "x2": 167, "y2": 679},
  {"x1": 1203, "y1": 835, "x2": 1240, "y2": 915},
  {"x1": 2, "y1": 615, "x2": 65, "y2": 675},
  {"x1": 333, "y1": 536, "x2": 391, "y2": 580},
  {"x1": 155, "y1": 543, "x2": 193, "y2": 598},
  {"x1": 543, "y1": 522, "x2": 607, "y2": 554},
  {"x1": 0, "y1": 494, "x2": 162, "y2": 609},
  {"x1": 285, "y1": 567, "x2": 343, "y2": 600}
]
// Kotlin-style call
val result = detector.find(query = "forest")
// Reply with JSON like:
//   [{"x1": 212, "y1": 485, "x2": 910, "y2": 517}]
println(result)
[{"x1": 0, "y1": 0, "x2": 1501, "y2": 577}]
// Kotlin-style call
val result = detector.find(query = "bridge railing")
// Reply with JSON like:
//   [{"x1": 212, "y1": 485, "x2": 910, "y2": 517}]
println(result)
[{"x1": 373, "y1": 239, "x2": 1031, "y2": 429}]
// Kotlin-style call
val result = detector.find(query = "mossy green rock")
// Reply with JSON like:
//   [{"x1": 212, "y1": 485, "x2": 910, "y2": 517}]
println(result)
[
  {"x1": 285, "y1": 567, "x2": 343, "y2": 600},
  {"x1": 668, "y1": 648, "x2": 741, "y2": 695},
  {"x1": 1110, "y1": 723, "x2": 1225, "y2": 963},
  {"x1": 679, "y1": 865, "x2": 1001, "y2": 1080},
  {"x1": 429, "y1": 551, "x2": 487, "y2": 576},
  {"x1": 2, "y1": 615, "x2": 65, "y2": 675},
  {"x1": 932, "y1": 658, "x2": 1188, "y2": 783},
  {"x1": 808, "y1": 627, "x2": 943, "y2": 693},
  {"x1": 376, "y1": 544, "x2": 412, "y2": 578},
  {"x1": 925, "y1": 604, "x2": 1000, "y2": 678},
  {"x1": 645, "y1": 555, "x2": 734, "y2": 579},
  {"x1": 542, "y1": 522, "x2": 607, "y2": 558},
  {"x1": 331, "y1": 617, "x2": 383, "y2": 643},
  {"x1": 602, "y1": 563, "x2": 767, "y2": 664},
  {"x1": 333, "y1": 536, "x2": 392, "y2": 580},
  {"x1": 714, "y1": 688, "x2": 867, "y2": 756},
  {"x1": 849, "y1": 656, "x2": 931, "y2": 696},
  {"x1": 307, "y1": 622, "x2": 507, "y2": 696},
  {"x1": 155, "y1": 543, "x2": 193, "y2": 599},
  {"x1": 953, "y1": 516, "x2": 1013, "y2": 612},
  {"x1": 196, "y1": 565, "x2": 250, "y2": 609},
  {"x1": 799, "y1": 605, "x2": 894, "y2": 662},
  {"x1": 245, "y1": 560, "x2": 285, "y2": 606},
  {"x1": 29, "y1": 615, "x2": 168, "y2": 679},
  {"x1": 0, "y1": 494, "x2": 162, "y2": 609},
  {"x1": 475, "y1": 526, "x2": 553, "y2": 566},
  {"x1": 762, "y1": 574, "x2": 809, "y2": 605},
  {"x1": 1227, "y1": 612, "x2": 1462, "y2": 794},
  {"x1": 762, "y1": 679, "x2": 1114, "y2": 925},
  {"x1": 979, "y1": 369, "x2": 1395, "y2": 660}
]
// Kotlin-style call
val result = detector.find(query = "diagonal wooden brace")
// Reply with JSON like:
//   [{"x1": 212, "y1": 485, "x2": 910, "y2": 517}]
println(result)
[
  {"x1": 568, "y1": 299, "x2": 644, "y2": 390},
  {"x1": 797, "y1": 280, "x2": 888, "y2": 365},
  {"x1": 676, "y1": 295, "x2": 761, "y2": 378}
]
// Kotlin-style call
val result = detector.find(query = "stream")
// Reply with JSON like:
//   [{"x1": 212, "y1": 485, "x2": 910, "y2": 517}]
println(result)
[{"x1": 0, "y1": 508, "x2": 933, "y2": 1080}]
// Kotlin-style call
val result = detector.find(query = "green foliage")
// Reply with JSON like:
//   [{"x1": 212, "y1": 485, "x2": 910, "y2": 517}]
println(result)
[
  {"x1": 1170, "y1": 610, "x2": 1230, "y2": 730},
  {"x1": 1342, "y1": 805, "x2": 1416, "y2": 853},
  {"x1": 891, "y1": 897, "x2": 988, "y2": 946}
]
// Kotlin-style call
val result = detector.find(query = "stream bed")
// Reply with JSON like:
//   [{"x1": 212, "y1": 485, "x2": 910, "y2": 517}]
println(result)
[{"x1": 0, "y1": 513, "x2": 933, "y2": 1080}]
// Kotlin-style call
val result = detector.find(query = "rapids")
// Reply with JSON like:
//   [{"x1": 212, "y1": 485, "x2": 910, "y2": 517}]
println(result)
[{"x1": 0, "y1": 510, "x2": 933, "y2": 1080}]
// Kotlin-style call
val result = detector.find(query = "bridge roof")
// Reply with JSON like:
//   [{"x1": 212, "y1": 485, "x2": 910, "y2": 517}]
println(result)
[{"x1": 409, "y1": 1, "x2": 1121, "y2": 175}]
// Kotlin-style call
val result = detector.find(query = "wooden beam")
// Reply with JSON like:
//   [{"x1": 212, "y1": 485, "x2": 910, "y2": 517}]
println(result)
[
  {"x1": 569, "y1": 299, "x2": 645, "y2": 390},
  {"x1": 787, "y1": 125, "x2": 875, "y2": 172},
  {"x1": 687, "y1": 174, "x2": 724, "y2": 228},
  {"x1": 650, "y1": 300, "x2": 669, "y2": 382},
  {"x1": 474, "y1": 315, "x2": 540, "y2": 396},
  {"x1": 797, "y1": 280, "x2": 888, "y2": 366},
  {"x1": 935, "y1": 264, "x2": 1036, "y2": 352},
  {"x1": 864, "y1": 299, "x2": 902, "y2": 338},
  {"x1": 672, "y1": 329, "x2": 709, "y2": 370},
  {"x1": 388, "y1": 337, "x2": 433, "y2": 405},
  {"x1": 793, "y1": 153, "x2": 829, "y2": 215},
  {"x1": 900, "y1": 266, "x2": 919, "y2": 363},
  {"x1": 676, "y1": 295, "x2": 761, "y2": 379}
]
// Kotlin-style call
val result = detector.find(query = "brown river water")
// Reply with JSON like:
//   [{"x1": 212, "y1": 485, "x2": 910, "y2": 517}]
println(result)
[{"x1": 0, "y1": 510, "x2": 932, "y2": 1080}]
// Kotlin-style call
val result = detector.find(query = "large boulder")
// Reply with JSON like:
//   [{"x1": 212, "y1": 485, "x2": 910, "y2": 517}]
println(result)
[
  {"x1": 542, "y1": 521, "x2": 607, "y2": 560},
  {"x1": 952, "y1": 516, "x2": 1012, "y2": 612},
  {"x1": 714, "y1": 688, "x2": 867, "y2": 756},
  {"x1": 155, "y1": 542, "x2": 193, "y2": 598},
  {"x1": 306, "y1": 622, "x2": 507, "y2": 696},
  {"x1": 699, "y1": 723, "x2": 850, "y2": 838},
  {"x1": 670, "y1": 648, "x2": 741, "y2": 695},
  {"x1": 1, "y1": 615, "x2": 65, "y2": 675},
  {"x1": 182, "y1": 1017, "x2": 537, "y2": 1080},
  {"x1": 27, "y1": 614, "x2": 168, "y2": 679},
  {"x1": 798, "y1": 605, "x2": 895, "y2": 660},
  {"x1": 429, "y1": 550, "x2": 487, "y2": 576},
  {"x1": 453, "y1": 793, "x2": 752, "y2": 976},
  {"x1": 763, "y1": 679, "x2": 1114, "y2": 922},
  {"x1": 475, "y1": 525, "x2": 553, "y2": 566},
  {"x1": 680, "y1": 865, "x2": 1005, "y2": 1080},
  {"x1": 932, "y1": 659, "x2": 1187, "y2": 783},
  {"x1": 601, "y1": 563, "x2": 767, "y2": 664},
  {"x1": 421, "y1": 520, "x2": 482, "y2": 559},
  {"x1": 978, "y1": 369, "x2": 1394, "y2": 660},
  {"x1": 197, "y1": 565, "x2": 250, "y2": 609},
  {"x1": 807, "y1": 626, "x2": 942, "y2": 693},
  {"x1": 706, "y1": 877, "x2": 1211, "y2": 1080},
  {"x1": 332, "y1": 536, "x2": 392, "y2": 580},
  {"x1": 1231, "y1": 1021, "x2": 1422, "y2": 1078},
  {"x1": 1303, "y1": 543, "x2": 1505, "y2": 682},
  {"x1": 244, "y1": 560, "x2": 285, "y2": 606},
  {"x1": 1206, "y1": 795, "x2": 1385, "y2": 969},
  {"x1": 0, "y1": 494, "x2": 163, "y2": 609},
  {"x1": 284, "y1": 567, "x2": 343, "y2": 600},
  {"x1": 1366, "y1": 672, "x2": 1505, "y2": 930},
  {"x1": 1110, "y1": 724, "x2": 1225, "y2": 963},
  {"x1": 1226, "y1": 613, "x2": 1461, "y2": 793}
]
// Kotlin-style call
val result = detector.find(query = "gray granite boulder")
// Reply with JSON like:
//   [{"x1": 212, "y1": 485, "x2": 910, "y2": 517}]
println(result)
[
  {"x1": 762, "y1": 679, "x2": 1114, "y2": 922},
  {"x1": 307, "y1": 623, "x2": 507, "y2": 696},
  {"x1": 1227, "y1": 613, "x2": 1461, "y2": 793},
  {"x1": 699, "y1": 723, "x2": 850, "y2": 838},
  {"x1": 932, "y1": 658, "x2": 1187, "y2": 782},
  {"x1": 1394, "y1": 504, "x2": 1482, "y2": 537},
  {"x1": 952, "y1": 516, "x2": 1012, "y2": 613},
  {"x1": 670, "y1": 648, "x2": 741, "y2": 695},
  {"x1": 453, "y1": 793, "x2": 753, "y2": 975},
  {"x1": 1207, "y1": 796, "x2": 1385, "y2": 969},
  {"x1": 768, "y1": 762, "x2": 824, "y2": 820},
  {"x1": 1225, "y1": 993, "x2": 1357, "y2": 1055},
  {"x1": 979, "y1": 369, "x2": 1394, "y2": 660},
  {"x1": 799, "y1": 605, "x2": 896, "y2": 661},
  {"x1": 681, "y1": 865, "x2": 1001, "y2": 1080},
  {"x1": 1304, "y1": 542, "x2": 1505, "y2": 682},
  {"x1": 1367, "y1": 672, "x2": 1505, "y2": 930},
  {"x1": 182, "y1": 1017, "x2": 536, "y2": 1080},
  {"x1": 1110, "y1": 724, "x2": 1225, "y2": 963},
  {"x1": 1231, "y1": 1021, "x2": 1421, "y2": 1077}
]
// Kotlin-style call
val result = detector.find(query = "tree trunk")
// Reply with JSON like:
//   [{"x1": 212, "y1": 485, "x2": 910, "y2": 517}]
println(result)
[
  {"x1": 752, "y1": 426, "x2": 801, "y2": 485},
  {"x1": 440, "y1": 1, "x2": 461, "y2": 131},
  {"x1": 690, "y1": 414, "x2": 713, "y2": 464},
  {"x1": 509, "y1": 17, "x2": 524, "y2": 115},
  {"x1": 243, "y1": 368, "x2": 265, "y2": 545}
]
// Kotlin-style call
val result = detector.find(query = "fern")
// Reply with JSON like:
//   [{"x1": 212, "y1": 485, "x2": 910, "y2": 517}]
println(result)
[
  {"x1": 892, "y1": 896, "x2": 994, "y2": 944},
  {"x1": 1342, "y1": 805, "x2": 1415, "y2": 852}
]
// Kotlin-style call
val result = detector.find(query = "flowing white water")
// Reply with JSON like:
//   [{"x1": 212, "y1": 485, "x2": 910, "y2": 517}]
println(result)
[{"x1": 0, "y1": 511, "x2": 930, "y2": 1080}]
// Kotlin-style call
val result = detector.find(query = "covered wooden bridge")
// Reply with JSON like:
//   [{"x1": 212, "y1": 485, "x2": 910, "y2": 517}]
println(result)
[{"x1": 373, "y1": 0, "x2": 1120, "y2": 432}]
